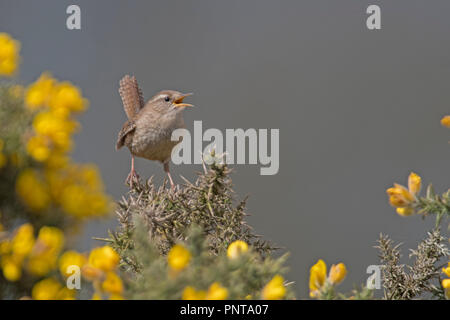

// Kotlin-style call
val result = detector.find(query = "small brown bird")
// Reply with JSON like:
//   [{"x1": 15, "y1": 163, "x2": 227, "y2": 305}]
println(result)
[{"x1": 116, "y1": 75, "x2": 193, "y2": 187}]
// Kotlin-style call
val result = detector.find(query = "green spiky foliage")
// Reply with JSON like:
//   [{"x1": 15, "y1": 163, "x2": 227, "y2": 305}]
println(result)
[
  {"x1": 121, "y1": 217, "x2": 294, "y2": 299},
  {"x1": 107, "y1": 158, "x2": 294, "y2": 299},
  {"x1": 376, "y1": 228, "x2": 449, "y2": 300},
  {"x1": 418, "y1": 185, "x2": 450, "y2": 227},
  {"x1": 111, "y1": 160, "x2": 275, "y2": 273},
  {"x1": 0, "y1": 85, "x2": 33, "y2": 228}
]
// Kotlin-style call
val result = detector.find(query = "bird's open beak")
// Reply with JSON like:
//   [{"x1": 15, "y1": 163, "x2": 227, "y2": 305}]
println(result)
[{"x1": 173, "y1": 93, "x2": 194, "y2": 108}]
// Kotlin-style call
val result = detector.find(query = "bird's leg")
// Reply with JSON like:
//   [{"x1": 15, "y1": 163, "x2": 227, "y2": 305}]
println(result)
[
  {"x1": 164, "y1": 161, "x2": 175, "y2": 189},
  {"x1": 125, "y1": 155, "x2": 140, "y2": 187}
]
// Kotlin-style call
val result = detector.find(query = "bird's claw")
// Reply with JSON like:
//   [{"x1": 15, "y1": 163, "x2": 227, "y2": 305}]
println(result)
[{"x1": 125, "y1": 169, "x2": 140, "y2": 188}]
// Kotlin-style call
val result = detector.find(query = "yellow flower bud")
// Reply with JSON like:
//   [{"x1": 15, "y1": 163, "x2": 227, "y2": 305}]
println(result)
[
  {"x1": 262, "y1": 275, "x2": 286, "y2": 300},
  {"x1": 309, "y1": 259, "x2": 327, "y2": 298},
  {"x1": 407, "y1": 172, "x2": 421, "y2": 195},
  {"x1": 396, "y1": 207, "x2": 414, "y2": 217},
  {"x1": 329, "y1": 263, "x2": 347, "y2": 285},
  {"x1": 227, "y1": 240, "x2": 249, "y2": 259},
  {"x1": 167, "y1": 244, "x2": 191, "y2": 272}
]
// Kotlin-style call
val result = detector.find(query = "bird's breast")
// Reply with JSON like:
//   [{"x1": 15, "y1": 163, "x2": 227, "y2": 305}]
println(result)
[{"x1": 130, "y1": 112, "x2": 184, "y2": 162}]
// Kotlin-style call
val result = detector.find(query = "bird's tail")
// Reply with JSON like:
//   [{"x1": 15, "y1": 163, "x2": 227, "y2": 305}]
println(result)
[{"x1": 119, "y1": 75, "x2": 145, "y2": 119}]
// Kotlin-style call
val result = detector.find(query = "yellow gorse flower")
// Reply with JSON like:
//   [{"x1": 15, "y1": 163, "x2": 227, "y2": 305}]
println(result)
[
  {"x1": 16, "y1": 164, "x2": 110, "y2": 218},
  {"x1": 0, "y1": 224, "x2": 68, "y2": 281},
  {"x1": 25, "y1": 73, "x2": 56, "y2": 110},
  {"x1": 386, "y1": 184, "x2": 414, "y2": 207},
  {"x1": 0, "y1": 33, "x2": 20, "y2": 76},
  {"x1": 441, "y1": 115, "x2": 450, "y2": 128},
  {"x1": 309, "y1": 259, "x2": 327, "y2": 298},
  {"x1": 91, "y1": 293, "x2": 102, "y2": 300},
  {"x1": 206, "y1": 282, "x2": 228, "y2": 300},
  {"x1": 26, "y1": 135, "x2": 52, "y2": 162},
  {"x1": 31, "y1": 278, "x2": 62, "y2": 300},
  {"x1": 443, "y1": 262, "x2": 450, "y2": 300},
  {"x1": 443, "y1": 279, "x2": 450, "y2": 300},
  {"x1": 1, "y1": 259, "x2": 21, "y2": 282},
  {"x1": 11, "y1": 223, "x2": 35, "y2": 258},
  {"x1": 309, "y1": 259, "x2": 348, "y2": 298},
  {"x1": 261, "y1": 275, "x2": 286, "y2": 300},
  {"x1": 329, "y1": 263, "x2": 347, "y2": 285},
  {"x1": 167, "y1": 244, "x2": 191, "y2": 272},
  {"x1": 101, "y1": 271, "x2": 123, "y2": 295},
  {"x1": 87, "y1": 246, "x2": 120, "y2": 273},
  {"x1": 443, "y1": 279, "x2": 450, "y2": 289},
  {"x1": 82, "y1": 246, "x2": 124, "y2": 300},
  {"x1": 443, "y1": 263, "x2": 450, "y2": 278},
  {"x1": 386, "y1": 172, "x2": 421, "y2": 217},
  {"x1": 27, "y1": 226, "x2": 65, "y2": 276},
  {"x1": 16, "y1": 169, "x2": 51, "y2": 212},
  {"x1": 182, "y1": 286, "x2": 207, "y2": 300},
  {"x1": 35, "y1": 226, "x2": 65, "y2": 254},
  {"x1": 49, "y1": 82, "x2": 87, "y2": 113},
  {"x1": 14, "y1": 72, "x2": 111, "y2": 220},
  {"x1": 227, "y1": 240, "x2": 249, "y2": 259},
  {"x1": 58, "y1": 250, "x2": 87, "y2": 277},
  {"x1": 31, "y1": 278, "x2": 75, "y2": 300}
]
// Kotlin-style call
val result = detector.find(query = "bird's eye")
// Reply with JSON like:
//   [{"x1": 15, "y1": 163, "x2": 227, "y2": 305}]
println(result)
[{"x1": 164, "y1": 96, "x2": 170, "y2": 102}]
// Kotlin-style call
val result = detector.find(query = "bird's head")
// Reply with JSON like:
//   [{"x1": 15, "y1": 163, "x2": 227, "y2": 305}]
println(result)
[{"x1": 149, "y1": 90, "x2": 193, "y2": 114}]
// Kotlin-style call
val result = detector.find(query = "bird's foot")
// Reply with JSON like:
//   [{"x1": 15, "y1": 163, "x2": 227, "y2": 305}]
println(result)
[{"x1": 125, "y1": 169, "x2": 140, "y2": 188}]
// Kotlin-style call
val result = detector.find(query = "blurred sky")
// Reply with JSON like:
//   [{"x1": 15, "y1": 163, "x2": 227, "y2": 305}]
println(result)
[{"x1": 1, "y1": 0, "x2": 450, "y2": 298}]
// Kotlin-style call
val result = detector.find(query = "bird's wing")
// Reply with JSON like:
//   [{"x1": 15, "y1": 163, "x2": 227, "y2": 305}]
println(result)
[
  {"x1": 116, "y1": 119, "x2": 136, "y2": 150},
  {"x1": 118, "y1": 75, "x2": 145, "y2": 119}
]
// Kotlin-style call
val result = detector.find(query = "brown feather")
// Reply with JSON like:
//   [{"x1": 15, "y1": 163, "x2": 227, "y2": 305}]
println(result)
[
  {"x1": 118, "y1": 75, "x2": 144, "y2": 119},
  {"x1": 116, "y1": 120, "x2": 136, "y2": 150}
]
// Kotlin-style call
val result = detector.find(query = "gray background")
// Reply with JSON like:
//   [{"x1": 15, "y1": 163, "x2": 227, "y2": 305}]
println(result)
[{"x1": 1, "y1": 0, "x2": 450, "y2": 298}]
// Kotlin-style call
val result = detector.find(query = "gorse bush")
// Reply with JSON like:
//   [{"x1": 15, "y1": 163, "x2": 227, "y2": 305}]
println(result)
[
  {"x1": 107, "y1": 160, "x2": 293, "y2": 300},
  {"x1": 0, "y1": 33, "x2": 114, "y2": 299},
  {"x1": 112, "y1": 157, "x2": 274, "y2": 259},
  {"x1": 0, "y1": 32, "x2": 449, "y2": 300},
  {"x1": 378, "y1": 170, "x2": 450, "y2": 300},
  {"x1": 118, "y1": 217, "x2": 293, "y2": 300}
]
